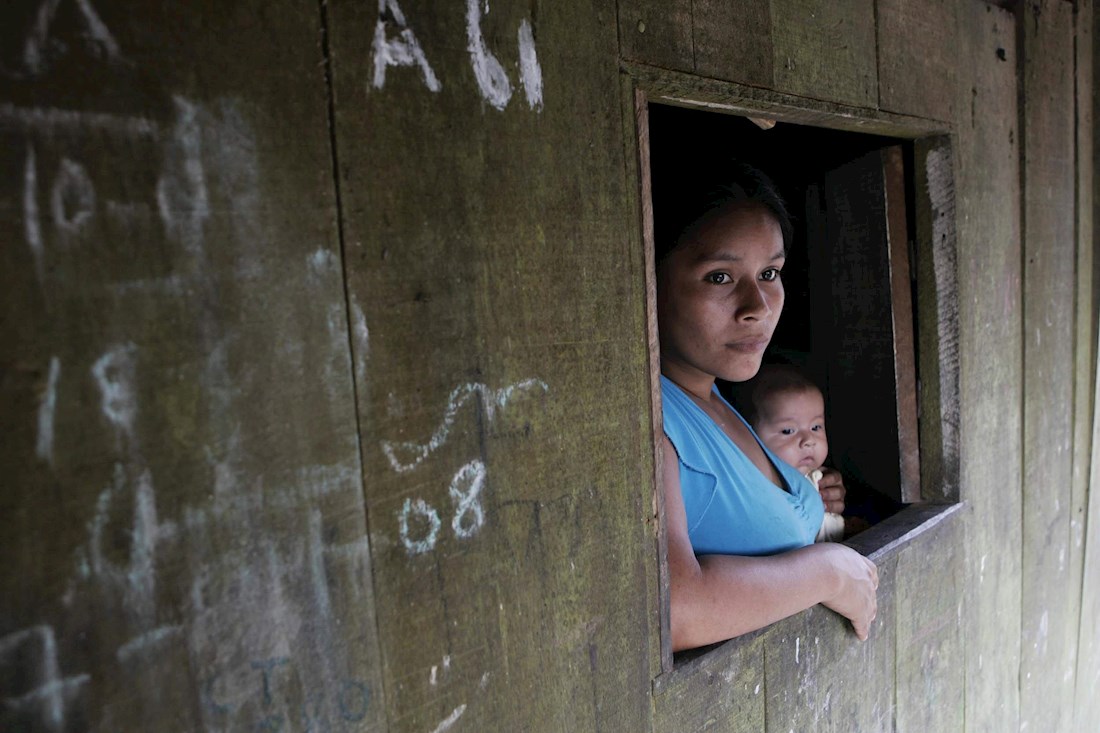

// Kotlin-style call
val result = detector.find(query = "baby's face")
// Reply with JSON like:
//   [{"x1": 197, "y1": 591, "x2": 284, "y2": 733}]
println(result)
[{"x1": 753, "y1": 388, "x2": 828, "y2": 475}]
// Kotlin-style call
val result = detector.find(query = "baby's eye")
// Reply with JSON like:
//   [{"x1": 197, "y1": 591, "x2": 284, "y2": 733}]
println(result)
[
  {"x1": 704, "y1": 272, "x2": 732, "y2": 285},
  {"x1": 812, "y1": 424, "x2": 824, "y2": 432},
  {"x1": 780, "y1": 428, "x2": 795, "y2": 435},
  {"x1": 760, "y1": 268, "x2": 782, "y2": 282}
]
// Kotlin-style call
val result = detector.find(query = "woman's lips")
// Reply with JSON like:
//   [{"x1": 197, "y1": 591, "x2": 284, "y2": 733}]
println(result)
[{"x1": 726, "y1": 338, "x2": 769, "y2": 352}]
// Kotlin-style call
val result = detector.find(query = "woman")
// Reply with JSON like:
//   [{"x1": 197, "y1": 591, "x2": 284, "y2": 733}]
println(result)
[{"x1": 655, "y1": 164, "x2": 878, "y2": 651}]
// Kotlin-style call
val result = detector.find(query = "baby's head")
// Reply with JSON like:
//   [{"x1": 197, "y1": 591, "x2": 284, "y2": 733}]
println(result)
[{"x1": 739, "y1": 366, "x2": 828, "y2": 476}]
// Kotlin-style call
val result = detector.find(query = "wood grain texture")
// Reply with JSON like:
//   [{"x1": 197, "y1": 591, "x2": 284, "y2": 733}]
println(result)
[
  {"x1": 894, "y1": 511, "x2": 964, "y2": 732},
  {"x1": 955, "y1": 3, "x2": 1023, "y2": 732},
  {"x1": 617, "y1": 0, "x2": 695, "y2": 73},
  {"x1": 0, "y1": 2, "x2": 385, "y2": 731},
  {"x1": 771, "y1": 0, "x2": 878, "y2": 107},
  {"x1": 875, "y1": 0, "x2": 958, "y2": 121},
  {"x1": 692, "y1": 0, "x2": 773, "y2": 87},
  {"x1": 1019, "y1": 1, "x2": 1079, "y2": 729},
  {"x1": 325, "y1": 0, "x2": 655, "y2": 729},
  {"x1": 652, "y1": 637, "x2": 766, "y2": 732},
  {"x1": 762, "y1": 557, "x2": 897, "y2": 733},
  {"x1": 913, "y1": 136, "x2": 961, "y2": 503},
  {"x1": 1072, "y1": 2, "x2": 1099, "y2": 727}
]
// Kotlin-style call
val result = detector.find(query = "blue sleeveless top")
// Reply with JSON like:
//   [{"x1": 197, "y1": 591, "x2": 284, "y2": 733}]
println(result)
[{"x1": 661, "y1": 375, "x2": 823, "y2": 556}]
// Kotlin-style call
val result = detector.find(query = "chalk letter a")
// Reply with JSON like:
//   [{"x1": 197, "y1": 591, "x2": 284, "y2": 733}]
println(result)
[{"x1": 371, "y1": 0, "x2": 441, "y2": 92}]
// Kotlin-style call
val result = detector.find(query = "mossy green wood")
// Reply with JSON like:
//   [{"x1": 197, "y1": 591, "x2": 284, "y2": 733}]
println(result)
[
  {"x1": 691, "y1": 0, "x2": 774, "y2": 88},
  {"x1": 617, "y1": 0, "x2": 696, "y2": 73},
  {"x1": 894, "y1": 514, "x2": 965, "y2": 732},
  {"x1": 324, "y1": 0, "x2": 655, "y2": 729},
  {"x1": 875, "y1": 0, "x2": 958, "y2": 123},
  {"x1": 955, "y1": 3, "x2": 1024, "y2": 731},
  {"x1": 0, "y1": 2, "x2": 384, "y2": 731},
  {"x1": 1020, "y1": 2, "x2": 1080, "y2": 729},
  {"x1": 770, "y1": 0, "x2": 878, "y2": 108}
]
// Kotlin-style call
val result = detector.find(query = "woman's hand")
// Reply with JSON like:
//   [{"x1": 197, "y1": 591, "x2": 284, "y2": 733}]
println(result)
[
  {"x1": 817, "y1": 467, "x2": 846, "y2": 514},
  {"x1": 819, "y1": 544, "x2": 879, "y2": 640}
]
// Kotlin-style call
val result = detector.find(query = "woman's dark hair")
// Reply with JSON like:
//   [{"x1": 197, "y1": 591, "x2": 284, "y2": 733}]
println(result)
[{"x1": 653, "y1": 160, "x2": 793, "y2": 264}]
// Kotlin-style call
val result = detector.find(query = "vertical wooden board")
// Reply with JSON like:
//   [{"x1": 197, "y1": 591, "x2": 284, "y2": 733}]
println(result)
[
  {"x1": 0, "y1": 2, "x2": 385, "y2": 731},
  {"x1": 652, "y1": 639, "x2": 766, "y2": 732},
  {"x1": 616, "y1": 0, "x2": 695, "y2": 73},
  {"x1": 1020, "y1": 1, "x2": 1079, "y2": 729},
  {"x1": 818, "y1": 150, "x2": 910, "y2": 503},
  {"x1": 1076, "y1": 3, "x2": 1100, "y2": 727},
  {"x1": 1072, "y1": 0, "x2": 1098, "y2": 726},
  {"x1": 895, "y1": 516, "x2": 964, "y2": 732},
  {"x1": 875, "y1": 0, "x2": 958, "y2": 121},
  {"x1": 771, "y1": 0, "x2": 878, "y2": 107},
  {"x1": 325, "y1": 1, "x2": 655, "y2": 730},
  {"x1": 692, "y1": 0, "x2": 774, "y2": 88},
  {"x1": 913, "y1": 137, "x2": 961, "y2": 503},
  {"x1": 1076, "y1": 338, "x2": 1100, "y2": 730},
  {"x1": 762, "y1": 557, "x2": 897, "y2": 733},
  {"x1": 955, "y1": 3, "x2": 1023, "y2": 732}
]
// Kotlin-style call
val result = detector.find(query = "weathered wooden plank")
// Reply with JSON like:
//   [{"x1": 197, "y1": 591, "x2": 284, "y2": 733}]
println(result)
[
  {"x1": 0, "y1": 2, "x2": 385, "y2": 731},
  {"x1": 1072, "y1": 1, "x2": 1099, "y2": 728},
  {"x1": 1075, "y1": 3, "x2": 1100, "y2": 727},
  {"x1": 816, "y1": 149, "x2": 916, "y2": 504},
  {"x1": 913, "y1": 136, "x2": 961, "y2": 503},
  {"x1": 326, "y1": 0, "x2": 655, "y2": 729},
  {"x1": 1019, "y1": 1, "x2": 1079, "y2": 729},
  {"x1": 692, "y1": 0, "x2": 773, "y2": 87},
  {"x1": 875, "y1": 0, "x2": 958, "y2": 121},
  {"x1": 955, "y1": 3, "x2": 1024, "y2": 732},
  {"x1": 616, "y1": 0, "x2": 695, "y2": 73},
  {"x1": 652, "y1": 637, "x2": 766, "y2": 732},
  {"x1": 894, "y1": 510, "x2": 964, "y2": 732},
  {"x1": 771, "y1": 0, "x2": 878, "y2": 107},
  {"x1": 763, "y1": 556, "x2": 897, "y2": 733}
]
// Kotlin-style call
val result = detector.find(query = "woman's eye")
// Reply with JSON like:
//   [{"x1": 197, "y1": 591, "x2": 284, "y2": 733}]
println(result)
[
  {"x1": 760, "y1": 268, "x2": 782, "y2": 282},
  {"x1": 704, "y1": 272, "x2": 731, "y2": 284}
]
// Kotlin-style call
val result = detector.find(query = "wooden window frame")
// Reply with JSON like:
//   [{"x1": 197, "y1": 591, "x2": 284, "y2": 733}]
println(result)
[{"x1": 625, "y1": 66, "x2": 964, "y2": 677}]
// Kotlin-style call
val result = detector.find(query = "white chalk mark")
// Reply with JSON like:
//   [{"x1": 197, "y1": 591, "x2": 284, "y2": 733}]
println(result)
[
  {"x1": 430, "y1": 665, "x2": 438, "y2": 686},
  {"x1": 795, "y1": 636, "x2": 800, "y2": 664},
  {"x1": 115, "y1": 625, "x2": 183, "y2": 661},
  {"x1": 0, "y1": 626, "x2": 88, "y2": 731},
  {"x1": 36, "y1": 357, "x2": 61, "y2": 465},
  {"x1": 429, "y1": 704, "x2": 467, "y2": 733},
  {"x1": 350, "y1": 299, "x2": 370, "y2": 389},
  {"x1": 372, "y1": 0, "x2": 441, "y2": 92},
  {"x1": 517, "y1": 20, "x2": 543, "y2": 111},
  {"x1": 24, "y1": 144, "x2": 45, "y2": 282},
  {"x1": 308, "y1": 510, "x2": 333, "y2": 621},
  {"x1": 87, "y1": 464, "x2": 159, "y2": 622},
  {"x1": 0, "y1": 103, "x2": 161, "y2": 138},
  {"x1": 91, "y1": 343, "x2": 137, "y2": 438},
  {"x1": 398, "y1": 497, "x2": 441, "y2": 555},
  {"x1": 381, "y1": 379, "x2": 548, "y2": 472},
  {"x1": 19, "y1": 0, "x2": 123, "y2": 78},
  {"x1": 449, "y1": 459, "x2": 486, "y2": 539},
  {"x1": 157, "y1": 96, "x2": 210, "y2": 255},
  {"x1": 50, "y1": 157, "x2": 96, "y2": 234},
  {"x1": 309, "y1": 247, "x2": 339, "y2": 275},
  {"x1": 466, "y1": 0, "x2": 511, "y2": 109}
]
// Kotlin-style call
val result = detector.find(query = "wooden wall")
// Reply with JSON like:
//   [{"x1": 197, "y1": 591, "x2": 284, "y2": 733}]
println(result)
[{"x1": 0, "y1": 1, "x2": 1096, "y2": 732}]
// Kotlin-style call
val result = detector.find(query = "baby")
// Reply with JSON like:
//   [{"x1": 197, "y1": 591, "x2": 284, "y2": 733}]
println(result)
[{"x1": 738, "y1": 366, "x2": 846, "y2": 542}]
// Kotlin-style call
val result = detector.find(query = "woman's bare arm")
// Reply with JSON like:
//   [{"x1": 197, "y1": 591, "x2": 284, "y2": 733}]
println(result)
[{"x1": 661, "y1": 436, "x2": 878, "y2": 651}]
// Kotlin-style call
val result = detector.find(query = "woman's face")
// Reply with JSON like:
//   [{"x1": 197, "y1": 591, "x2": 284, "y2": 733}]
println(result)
[{"x1": 657, "y1": 201, "x2": 785, "y2": 385}]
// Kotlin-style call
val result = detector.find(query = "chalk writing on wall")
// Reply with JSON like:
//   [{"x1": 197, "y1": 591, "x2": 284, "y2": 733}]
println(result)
[
  {"x1": 2, "y1": 0, "x2": 123, "y2": 79},
  {"x1": 385, "y1": 380, "x2": 547, "y2": 555},
  {"x1": 0, "y1": 626, "x2": 89, "y2": 732},
  {"x1": 371, "y1": 0, "x2": 544, "y2": 111}
]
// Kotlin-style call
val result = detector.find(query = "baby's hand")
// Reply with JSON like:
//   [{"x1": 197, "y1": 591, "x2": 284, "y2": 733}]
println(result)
[{"x1": 816, "y1": 468, "x2": 846, "y2": 515}]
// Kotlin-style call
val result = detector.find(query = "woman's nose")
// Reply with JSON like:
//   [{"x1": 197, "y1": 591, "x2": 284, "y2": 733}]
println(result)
[{"x1": 734, "y1": 280, "x2": 771, "y2": 320}]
